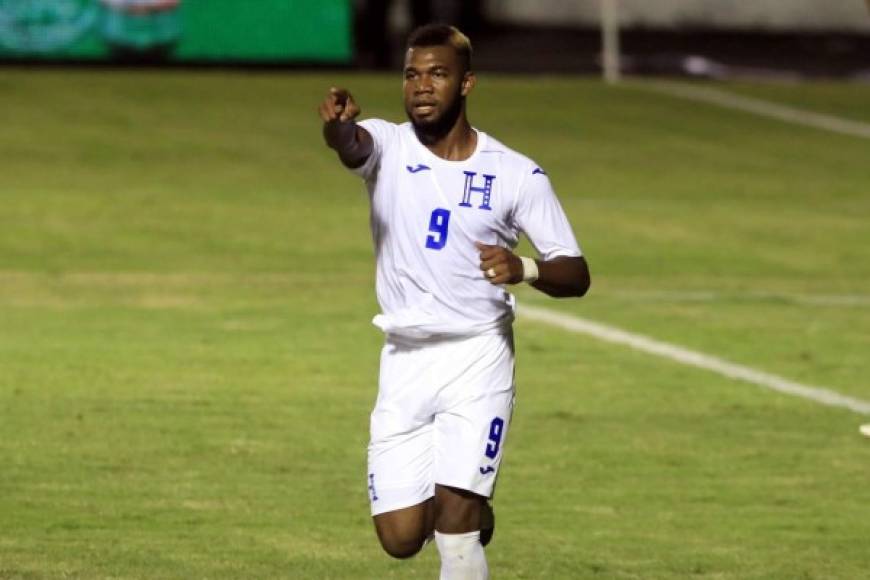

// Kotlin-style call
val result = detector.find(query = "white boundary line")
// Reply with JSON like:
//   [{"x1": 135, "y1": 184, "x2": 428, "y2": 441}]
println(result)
[
  {"x1": 606, "y1": 289, "x2": 870, "y2": 307},
  {"x1": 636, "y1": 81, "x2": 870, "y2": 140},
  {"x1": 519, "y1": 304, "x2": 870, "y2": 416}
]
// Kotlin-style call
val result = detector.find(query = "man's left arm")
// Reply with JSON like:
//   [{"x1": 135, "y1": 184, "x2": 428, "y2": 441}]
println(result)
[
  {"x1": 477, "y1": 164, "x2": 590, "y2": 298},
  {"x1": 476, "y1": 243, "x2": 590, "y2": 298}
]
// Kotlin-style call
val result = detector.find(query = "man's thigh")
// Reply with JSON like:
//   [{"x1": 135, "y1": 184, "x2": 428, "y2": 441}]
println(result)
[
  {"x1": 367, "y1": 338, "x2": 439, "y2": 516},
  {"x1": 433, "y1": 333, "x2": 516, "y2": 499},
  {"x1": 367, "y1": 332, "x2": 515, "y2": 516}
]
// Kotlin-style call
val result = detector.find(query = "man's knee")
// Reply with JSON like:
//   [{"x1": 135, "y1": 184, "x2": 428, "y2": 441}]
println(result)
[
  {"x1": 373, "y1": 501, "x2": 433, "y2": 559},
  {"x1": 377, "y1": 534, "x2": 427, "y2": 559}
]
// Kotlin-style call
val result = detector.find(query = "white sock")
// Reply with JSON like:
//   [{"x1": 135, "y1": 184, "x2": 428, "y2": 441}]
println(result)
[{"x1": 434, "y1": 530, "x2": 488, "y2": 580}]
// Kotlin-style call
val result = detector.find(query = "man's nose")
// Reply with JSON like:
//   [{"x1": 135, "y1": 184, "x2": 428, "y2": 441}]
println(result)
[{"x1": 415, "y1": 76, "x2": 433, "y2": 93}]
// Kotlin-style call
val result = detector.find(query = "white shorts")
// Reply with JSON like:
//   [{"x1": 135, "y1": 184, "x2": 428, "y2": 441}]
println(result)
[{"x1": 367, "y1": 331, "x2": 516, "y2": 516}]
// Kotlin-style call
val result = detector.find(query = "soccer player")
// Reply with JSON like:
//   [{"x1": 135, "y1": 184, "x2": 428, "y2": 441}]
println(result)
[{"x1": 319, "y1": 24, "x2": 590, "y2": 580}]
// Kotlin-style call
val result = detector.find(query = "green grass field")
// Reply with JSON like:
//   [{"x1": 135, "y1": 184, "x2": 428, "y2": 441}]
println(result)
[{"x1": 1, "y1": 70, "x2": 869, "y2": 579}]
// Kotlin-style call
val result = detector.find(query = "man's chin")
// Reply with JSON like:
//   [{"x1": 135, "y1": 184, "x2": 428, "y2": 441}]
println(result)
[{"x1": 409, "y1": 114, "x2": 440, "y2": 128}]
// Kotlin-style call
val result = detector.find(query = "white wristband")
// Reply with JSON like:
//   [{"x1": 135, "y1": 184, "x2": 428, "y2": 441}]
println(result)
[{"x1": 520, "y1": 256, "x2": 539, "y2": 284}]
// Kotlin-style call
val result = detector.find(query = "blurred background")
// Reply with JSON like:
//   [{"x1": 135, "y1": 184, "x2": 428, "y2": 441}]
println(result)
[{"x1": 1, "y1": 0, "x2": 869, "y2": 79}]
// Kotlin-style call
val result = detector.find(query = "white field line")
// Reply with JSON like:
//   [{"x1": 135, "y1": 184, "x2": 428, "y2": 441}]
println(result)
[
  {"x1": 607, "y1": 290, "x2": 870, "y2": 307},
  {"x1": 637, "y1": 81, "x2": 870, "y2": 140},
  {"x1": 518, "y1": 304, "x2": 870, "y2": 416}
]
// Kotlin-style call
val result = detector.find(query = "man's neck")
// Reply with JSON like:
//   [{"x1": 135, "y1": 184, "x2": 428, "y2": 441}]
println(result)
[{"x1": 416, "y1": 118, "x2": 477, "y2": 162}]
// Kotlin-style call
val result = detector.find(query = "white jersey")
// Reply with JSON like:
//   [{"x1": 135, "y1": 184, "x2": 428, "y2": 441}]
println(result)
[{"x1": 352, "y1": 119, "x2": 582, "y2": 339}]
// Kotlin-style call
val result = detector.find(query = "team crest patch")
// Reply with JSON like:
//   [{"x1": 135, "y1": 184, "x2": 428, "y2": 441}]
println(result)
[{"x1": 458, "y1": 171, "x2": 495, "y2": 211}]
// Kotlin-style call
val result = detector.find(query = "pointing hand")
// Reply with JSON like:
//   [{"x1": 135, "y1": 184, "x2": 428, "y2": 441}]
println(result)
[{"x1": 318, "y1": 87, "x2": 361, "y2": 123}]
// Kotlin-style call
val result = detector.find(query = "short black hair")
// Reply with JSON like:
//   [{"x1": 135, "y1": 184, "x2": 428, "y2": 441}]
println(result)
[{"x1": 406, "y1": 24, "x2": 472, "y2": 73}]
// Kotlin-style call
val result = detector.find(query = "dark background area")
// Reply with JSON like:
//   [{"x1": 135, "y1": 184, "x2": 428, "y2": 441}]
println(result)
[
  {"x1": 354, "y1": 0, "x2": 870, "y2": 79},
  {"x1": 2, "y1": 0, "x2": 869, "y2": 80}
]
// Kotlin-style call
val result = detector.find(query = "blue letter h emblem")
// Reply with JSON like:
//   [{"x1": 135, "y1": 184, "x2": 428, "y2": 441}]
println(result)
[{"x1": 459, "y1": 171, "x2": 495, "y2": 211}]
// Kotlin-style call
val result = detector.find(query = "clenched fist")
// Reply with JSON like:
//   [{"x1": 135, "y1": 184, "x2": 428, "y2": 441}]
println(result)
[{"x1": 475, "y1": 242, "x2": 524, "y2": 285}]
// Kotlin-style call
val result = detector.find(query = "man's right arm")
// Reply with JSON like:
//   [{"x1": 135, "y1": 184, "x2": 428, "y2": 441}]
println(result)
[{"x1": 319, "y1": 87, "x2": 374, "y2": 169}]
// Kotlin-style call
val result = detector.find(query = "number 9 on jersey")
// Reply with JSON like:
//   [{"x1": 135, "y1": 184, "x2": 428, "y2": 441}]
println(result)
[{"x1": 425, "y1": 208, "x2": 451, "y2": 250}]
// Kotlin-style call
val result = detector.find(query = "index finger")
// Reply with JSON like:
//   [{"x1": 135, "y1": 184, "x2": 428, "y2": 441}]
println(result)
[{"x1": 330, "y1": 87, "x2": 349, "y2": 106}]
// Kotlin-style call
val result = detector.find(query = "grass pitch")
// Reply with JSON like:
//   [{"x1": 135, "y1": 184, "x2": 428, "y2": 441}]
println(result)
[{"x1": 1, "y1": 70, "x2": 869, "y2": 579}]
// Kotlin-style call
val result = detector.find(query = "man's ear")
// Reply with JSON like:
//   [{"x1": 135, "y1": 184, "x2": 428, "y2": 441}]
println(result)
[{"x1": 461, "y1": 71, "x2": 476, "y2": 97}]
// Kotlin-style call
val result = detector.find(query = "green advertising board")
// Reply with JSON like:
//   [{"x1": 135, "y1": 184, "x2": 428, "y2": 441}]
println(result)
[{"x1": 0, "y1": 0, "x2": 351, "y2": 62}]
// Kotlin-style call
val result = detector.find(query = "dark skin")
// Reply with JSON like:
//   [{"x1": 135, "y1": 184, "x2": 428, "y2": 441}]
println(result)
[{"x1": 319, "y1": 44, "x2": 590, "y2": 558}]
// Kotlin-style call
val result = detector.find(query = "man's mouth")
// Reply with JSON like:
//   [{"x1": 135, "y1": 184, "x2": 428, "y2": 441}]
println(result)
[{"x1": 413, "y1": 102, "x2": 436, "y2": 114}]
